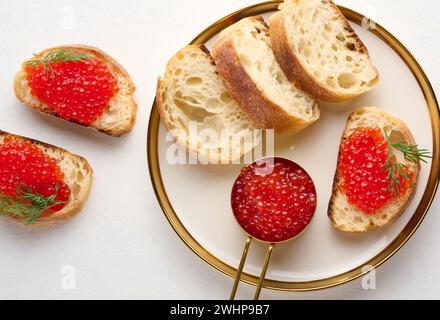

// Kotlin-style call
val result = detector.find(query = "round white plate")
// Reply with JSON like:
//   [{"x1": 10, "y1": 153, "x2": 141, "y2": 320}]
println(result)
[{"x1": 148, "y1": 2, "x2": 439, "y2": 290}]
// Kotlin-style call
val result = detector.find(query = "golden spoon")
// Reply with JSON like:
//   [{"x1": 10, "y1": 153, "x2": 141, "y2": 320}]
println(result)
[{"x1": 229, "y1": 157, "x2": 317, "y2": 300}]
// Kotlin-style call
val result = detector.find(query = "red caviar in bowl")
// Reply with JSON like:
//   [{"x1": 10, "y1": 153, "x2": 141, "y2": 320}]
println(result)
[
  {"x1": 231, "y1": 157, "x2": 317, "y2": 243},
  {"x1": 337, "y1": 127, "x2": 411, "y2": 215},
  {"x1": 25, "y1": 52, "x2": 118, "y2": 125},
  {"x1": 0, "y1": 135, "x2": 70, "y2": 214}
]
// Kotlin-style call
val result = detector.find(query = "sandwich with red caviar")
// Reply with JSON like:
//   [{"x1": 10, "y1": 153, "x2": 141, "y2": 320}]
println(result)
[
  {"x1": 14, "y1": 45, "x2": 137, "y2": 136},
  {"x1": 328, "y1": 107, "x2": 431, "y2": 232},
  {"x1": 0, "y1": 131, "x2": 93, "y2": 226}
]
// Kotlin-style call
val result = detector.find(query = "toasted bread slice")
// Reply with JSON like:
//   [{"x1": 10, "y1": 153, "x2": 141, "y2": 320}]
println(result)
[
  {"x1": 0, "y1": 131, "x2": 93, "y2": 227},
  {"x1": 157, "y1": 45, "x2": 260, "y2": 162},
  {"x1": 14, "y1": 45, "x2": 137, "y2": 136},
  {"x1": 328, "y1": 107, "x2": 419, "y2": 232},
  {"x1": 269, "y1": 0, "x2": 379, "y2": 101},
  {"x1": 212, "y1": 16, "x2": 319, "y2": 134}
]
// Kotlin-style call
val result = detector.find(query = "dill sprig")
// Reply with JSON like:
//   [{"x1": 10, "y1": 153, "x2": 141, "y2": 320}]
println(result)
[
  {"x1": 26, "y1": 48, "x2": 91, "y2": 77},
  {"x1": 0, "y1": 185, "x2": 65, "y2": 224},
  {"x1": 383, "y1": 158, "x2": 411, "y2": 197},
  {"x1": 383, "y1": 129, "x2": 431, "y2": 196},
  {"x1": 390, "y1": 142, "x2": 431, "y2": 164}
]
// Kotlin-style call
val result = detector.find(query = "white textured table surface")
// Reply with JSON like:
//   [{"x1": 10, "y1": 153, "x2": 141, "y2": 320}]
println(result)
[{"x1": 0, "y1": 0, "x2": 438, "y2": 300}]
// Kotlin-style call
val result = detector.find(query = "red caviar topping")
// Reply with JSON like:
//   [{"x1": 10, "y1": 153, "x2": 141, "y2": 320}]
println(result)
[
  {"x1": 25, "y1": 53, "x2": 118, "y2": 125},
  {"x1": 231, "y1": 158, "x2": 317, "y2": 243},
  {"x1": 0, "y1": 135, "x2": 70, "y2": 214},
  {"x1": 337, "y1": 127, "x2": 411, "y2": 214}
]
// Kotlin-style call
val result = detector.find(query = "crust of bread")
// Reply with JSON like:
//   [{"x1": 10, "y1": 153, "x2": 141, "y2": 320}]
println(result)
[
  {"x1": 156, "y1": 78, "x2": 172, "y2": 135},
  {"x1": 327, "y1": 107, "x2": 420, "y2": 232},
  {"x1": 14, "y1": 45, "x2": 137, "y2": 136},
  {"x1": 269, "y1": 1, "x2": 379, "y2": 102},
  {"x1": 0, "y1": 130, "x2": 93, "y2": 227},
  {"x1": 212, "y1": 16, "x2": 319, "y2": 134}
]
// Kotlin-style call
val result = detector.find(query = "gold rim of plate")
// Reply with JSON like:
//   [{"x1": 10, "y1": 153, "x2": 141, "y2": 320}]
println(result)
[{"x1": 147, "y1": 1, "x2": 440, "y2": 291}]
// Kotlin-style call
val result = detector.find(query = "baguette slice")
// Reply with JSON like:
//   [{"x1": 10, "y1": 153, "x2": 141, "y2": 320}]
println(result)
[
  {"x1": 14, "y1": 45, "x2": 137, "y2": 136},
  {"x1": 157, "y1": 45, "x2": 260, "y2": 162},
  {"x1": 212, "y1": 16, "x2": 319, "y2": 134},
  {"x1": 269, "y1": 0, "x2": 379, "y2": 101},
  {"x1": 0, "y1": 131, "x2": 93, "y2": 227},
  {"x1": 328, "y1": 107, "x2": 419, "y2": 232}
]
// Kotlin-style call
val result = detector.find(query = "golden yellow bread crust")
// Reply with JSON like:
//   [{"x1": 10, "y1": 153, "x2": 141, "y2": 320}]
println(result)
[
  {"x1": 269, "y1": 1, "x2": 379, "y2": 102},
  {"x1": 212, "y1": 16, "x2": 319, "y2": 134}
]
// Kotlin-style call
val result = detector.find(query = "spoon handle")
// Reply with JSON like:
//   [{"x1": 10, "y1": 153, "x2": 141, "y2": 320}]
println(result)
[
  {"x1": 254, "y1": 244, "x2": 275, "y2": 300},
  {"x1": 230, "y1": 236, "x2": 252, "y2": 300}
]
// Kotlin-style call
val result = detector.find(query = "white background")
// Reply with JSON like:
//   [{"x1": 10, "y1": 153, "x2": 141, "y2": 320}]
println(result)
[{"x1": 0, "y1": 0, "x2": 438, "y2": 299}]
